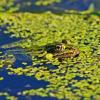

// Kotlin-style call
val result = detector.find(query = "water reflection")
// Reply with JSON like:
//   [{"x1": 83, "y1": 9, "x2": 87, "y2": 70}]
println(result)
[
  {"x1": 0, "y1": 70, "x2": 49, "y2": 96},
  {"x1": 0, "y1": 32, "x2": 32, "y2": 68},
  {"x1": 0, "y1": 47, "x2": 32, "y2": 68},
  {"x1": 13, "y1": 0, "x2": 95, "y2": 12},
  {"x1": 18, "y1": 95, "x2": 57, "y2": 100}
]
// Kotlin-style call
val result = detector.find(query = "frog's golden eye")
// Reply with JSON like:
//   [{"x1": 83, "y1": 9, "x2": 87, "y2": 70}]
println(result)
[
  {"x1": 56, "y1": 45, "x2": 62, "y2": 50},
  {"x1": 56, "y1": 44, "x2": 65, "y2": 52}
]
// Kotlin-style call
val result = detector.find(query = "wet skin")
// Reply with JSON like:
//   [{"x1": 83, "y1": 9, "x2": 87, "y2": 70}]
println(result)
[{"x1": 45, "y1": 40, "x2": 80, "y2": 60}]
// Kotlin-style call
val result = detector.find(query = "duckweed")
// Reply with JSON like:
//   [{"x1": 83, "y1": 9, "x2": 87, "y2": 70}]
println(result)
[
  {"x1": 45, "y1": 53, "x2": 53, "y2": 60},
  {"x1": 0, "y1": 92, "x2": 17, "y2": 100},
  {"x1": 0, "y1": 5, "x2": 100, "y2": 100},
  {"x1": 0, "y1": 0, "x2": 62, "y2": 12},
  {"x1": 0, "y1": 77, "x2": 4, "y2": 80},
  {"x1": 35, "y1": 0, "x2": 61, "y2": 6}
]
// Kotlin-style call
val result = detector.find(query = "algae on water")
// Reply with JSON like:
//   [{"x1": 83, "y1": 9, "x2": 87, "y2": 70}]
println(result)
[{"x1": 0, "y1": 1, "x2": 100, "y2": 100}]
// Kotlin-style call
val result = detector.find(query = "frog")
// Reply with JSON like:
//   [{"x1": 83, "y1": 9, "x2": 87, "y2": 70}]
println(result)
[{"x1": 45, "y1": 39, "x2": 80, "y2": 61}]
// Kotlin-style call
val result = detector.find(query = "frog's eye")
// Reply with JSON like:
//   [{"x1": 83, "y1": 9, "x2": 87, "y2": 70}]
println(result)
[
  {"x1": 56, "y1": 45, "x2": 62, "y2": 49},
  {"x1": 56, "y1": 45, "x2": 62, "y2": 51}
]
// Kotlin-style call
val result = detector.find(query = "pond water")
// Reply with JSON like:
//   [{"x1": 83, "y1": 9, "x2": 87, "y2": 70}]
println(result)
[
  {"x1": 0, "y1": 0, "x2": 100, "y2": 100},
  {"x1": 0, "y1": 33, "x2": 57, "y2": 99}
]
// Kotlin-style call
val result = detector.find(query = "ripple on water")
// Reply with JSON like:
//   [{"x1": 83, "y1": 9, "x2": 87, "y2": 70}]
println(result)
[{"x1": 0, "y1": 47, "x2": 32, "y2": 68}]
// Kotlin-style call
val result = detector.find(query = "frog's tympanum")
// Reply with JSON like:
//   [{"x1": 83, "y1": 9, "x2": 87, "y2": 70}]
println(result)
[{"x1": 45, "y1": 39, "x2": 80, "y2": 61}]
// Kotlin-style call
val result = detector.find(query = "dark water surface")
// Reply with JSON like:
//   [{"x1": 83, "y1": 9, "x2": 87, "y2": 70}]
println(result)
[{"x1": 14, "y1": 0, "x2": 96, "y2": 12}]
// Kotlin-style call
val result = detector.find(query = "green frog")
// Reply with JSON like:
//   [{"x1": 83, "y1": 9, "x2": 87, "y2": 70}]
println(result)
[{"x1": 45, "y1": 39, "x2": 80, "y2": 61}]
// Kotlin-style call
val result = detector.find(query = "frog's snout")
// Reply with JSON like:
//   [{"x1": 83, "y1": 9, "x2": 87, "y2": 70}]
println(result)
[{"x1": 73, "y1": 49, "x2": 80, "y2": 57}]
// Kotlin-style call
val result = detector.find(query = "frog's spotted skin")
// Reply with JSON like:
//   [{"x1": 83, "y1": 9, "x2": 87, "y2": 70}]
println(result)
[
  {"x1": 44, "y1": 40, "x2": 80, "y2": 60},
  {"x1": 54, "y1": 48, "x2": 80, "y2": 59}
]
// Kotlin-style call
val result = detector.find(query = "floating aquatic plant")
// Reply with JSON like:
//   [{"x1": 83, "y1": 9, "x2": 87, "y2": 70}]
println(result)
[
  {"x1": 35, "y1": 0, "x2": 61, "y2": 6},
  {"x1": 0, "y1": 4, "x2": 100, "y2": 100}
]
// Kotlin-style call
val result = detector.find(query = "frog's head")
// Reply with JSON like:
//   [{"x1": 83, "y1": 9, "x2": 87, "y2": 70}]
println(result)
[
  {"x1": 45, "y1": 42, "x2": 64, "y2": 53},
  {"x1": 55, "y1": 43, "x2": 65, "y2": 52},
  {"x1": 45, "y1": 39, "x2": 73, "y2": 53}
]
